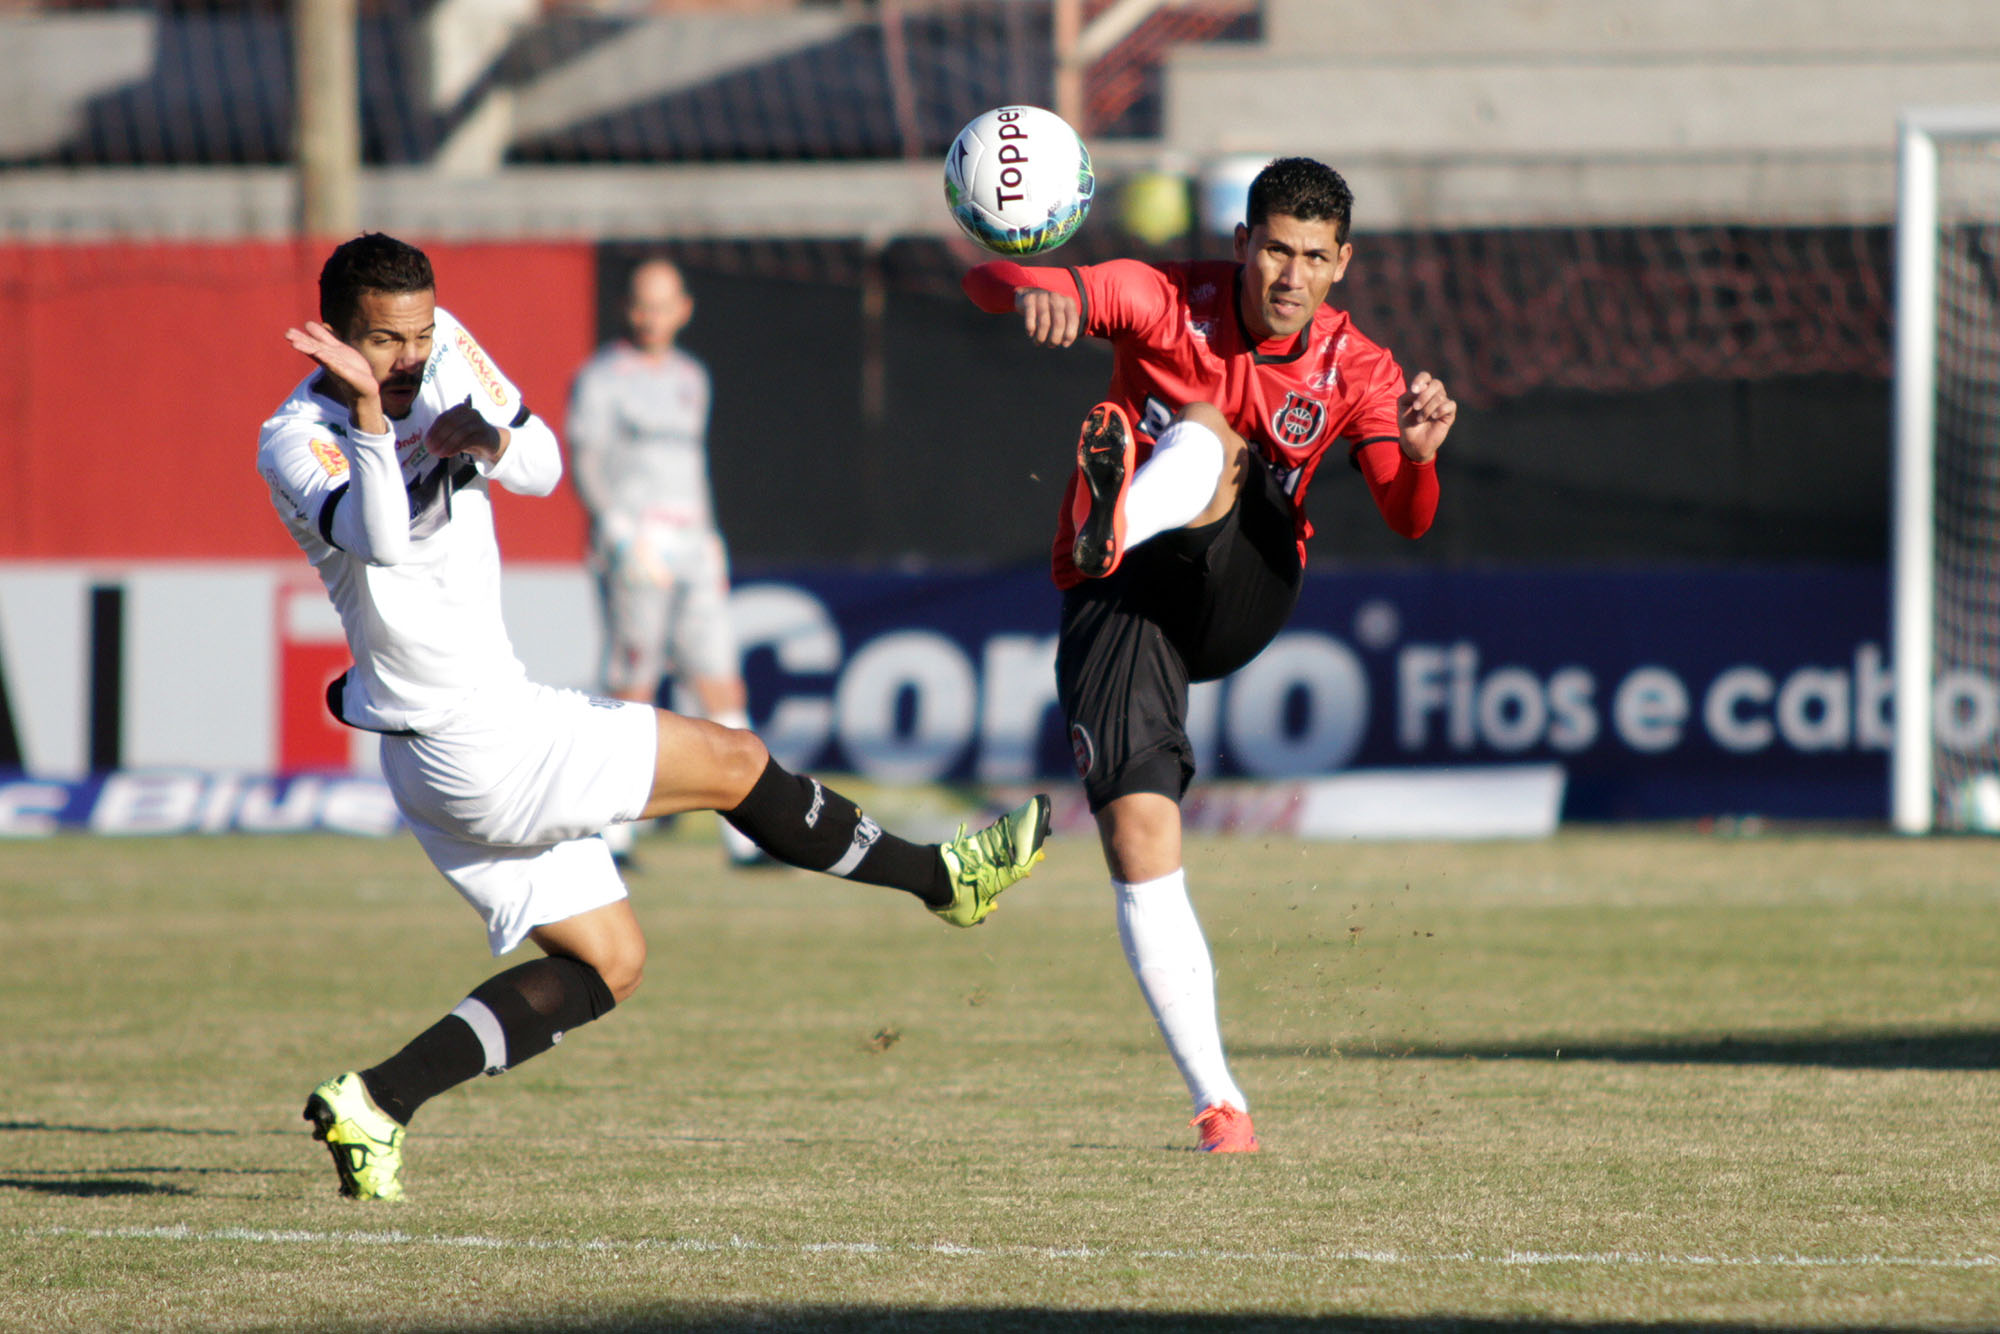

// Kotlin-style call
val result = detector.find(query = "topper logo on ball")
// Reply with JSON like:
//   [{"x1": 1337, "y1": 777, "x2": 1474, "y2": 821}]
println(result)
[{"x1": 994, "y1": 109, "x2": 1029, "y2": 207}]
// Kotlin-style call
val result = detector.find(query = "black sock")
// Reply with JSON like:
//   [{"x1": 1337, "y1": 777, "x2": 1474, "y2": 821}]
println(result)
[
  {"x1": 723, "y1": 758, "x2": 952, "y2": 907},
  {"x1": 360, "y1": 956, "x2": 616, "y2": 1125}
]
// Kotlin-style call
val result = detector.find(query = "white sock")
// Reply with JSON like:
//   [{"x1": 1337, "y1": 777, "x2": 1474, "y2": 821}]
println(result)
[
  {"x1": 1122, "y1": 419, "x2": 1225, "y2": 550},
  {"x1": 710, "y1": 707, "x2": 765, "y2": 862},
  {"x1": 1114, "y1": 869, "x2": 1247, "y2": 1116}
]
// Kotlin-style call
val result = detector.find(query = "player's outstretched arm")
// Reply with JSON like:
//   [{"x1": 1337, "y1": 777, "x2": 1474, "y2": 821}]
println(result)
[{"x1": 962, "y1": 260, "x2": 1081, "y2": 348}]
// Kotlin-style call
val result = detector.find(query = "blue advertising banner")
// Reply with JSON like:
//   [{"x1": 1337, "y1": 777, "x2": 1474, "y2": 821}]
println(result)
[
  {"x1": 730, "y1": 565, "x2": 1892, "y2": 821},
  {"x1": 0, "y1": 772, "x2": 402, "y2": 837},
  {"x1": 0, "y1": 565, "x2": 1900, "y2": 833}
]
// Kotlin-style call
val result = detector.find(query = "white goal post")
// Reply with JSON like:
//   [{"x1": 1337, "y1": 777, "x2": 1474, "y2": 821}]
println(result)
[{"x1": 1893, "y1": 106, "x2": 2000, "y2": 833}]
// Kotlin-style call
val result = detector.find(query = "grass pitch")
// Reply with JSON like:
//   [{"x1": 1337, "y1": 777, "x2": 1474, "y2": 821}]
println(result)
[{"x1": 5, "y1": 817, "x2": 2000, "y2": 1331}]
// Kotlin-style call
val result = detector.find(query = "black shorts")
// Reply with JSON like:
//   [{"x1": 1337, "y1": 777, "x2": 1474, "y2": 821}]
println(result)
[{"x1": 1055, "y1": 453, "x2": 1303, "y2": 812}]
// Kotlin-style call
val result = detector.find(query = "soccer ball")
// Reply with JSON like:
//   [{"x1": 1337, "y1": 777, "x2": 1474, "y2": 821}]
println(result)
[{"x1": 943, "y1": 106, "x2": 1095, "y2": 257}]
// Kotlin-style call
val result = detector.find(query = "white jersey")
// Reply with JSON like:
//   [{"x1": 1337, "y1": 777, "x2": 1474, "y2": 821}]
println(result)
[
  {"x1": 566, "y1": 341, "x2": 716, "y2": 534},
  {"x1": 257, "y1": 306, "x2": 563, "y2": 734}
]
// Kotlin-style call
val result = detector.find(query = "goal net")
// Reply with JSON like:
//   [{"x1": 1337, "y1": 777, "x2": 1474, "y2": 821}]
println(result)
[{"x1": 1893, "y1": 109, "x2": 2000, "y2": 832}]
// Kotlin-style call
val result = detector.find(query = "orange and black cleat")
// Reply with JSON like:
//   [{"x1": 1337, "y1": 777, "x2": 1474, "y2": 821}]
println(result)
[{"x1": 1069, "y1": 401, "x2": 1136, "y2": 579}]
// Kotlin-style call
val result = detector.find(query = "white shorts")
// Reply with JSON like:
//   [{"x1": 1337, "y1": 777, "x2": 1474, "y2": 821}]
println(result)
[
  {"x1": 596, "y1": 528, "x2": 739, "y2": 696},
  {"x1": 378, "y1": 680, "x2": 659, "y2": 956}
]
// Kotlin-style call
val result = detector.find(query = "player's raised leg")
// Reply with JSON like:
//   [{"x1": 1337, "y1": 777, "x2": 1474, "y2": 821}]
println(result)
[
  {"x1": 641, "y1": 708, "x2": 1050, "y2": 924},
  {"x1": 1071, "y1": 401, "x2": 1249, "y2": 579},
  {"x1": 1155, "y1": 402, "x2": 1254, "y2": 532}
]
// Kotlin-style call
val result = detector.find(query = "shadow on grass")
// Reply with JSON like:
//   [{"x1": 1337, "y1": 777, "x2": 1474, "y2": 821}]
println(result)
[
  {"x1": 376, "y1": 1310, "x2": 1939, "y2": 1333},
  {"x1": 0, "y1": 1177, "x2": 192, "y2": 1198},
  {"x1": 4, "y1": 1163, "x2": 274, "y2": 1177},
  {"x1": 0, "y1": 1120, "x2": 253, "y2": 1137},
  {"x1": 1235, "y1": 1026, "x2": 2000, "y2": 1070}
]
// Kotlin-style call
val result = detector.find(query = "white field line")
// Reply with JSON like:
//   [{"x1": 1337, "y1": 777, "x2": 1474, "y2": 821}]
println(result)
[{"x1": 18, "y1": 1225, "x2": 2000, "y2": 1271}]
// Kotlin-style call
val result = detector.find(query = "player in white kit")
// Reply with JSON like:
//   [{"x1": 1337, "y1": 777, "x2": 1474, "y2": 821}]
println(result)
[
  {"x1": 259, "y1": 234, "x2": 1051, "y2": 1201},
  {"x1": 567, "y1": 259, "x2": 761, "y2": 866}
]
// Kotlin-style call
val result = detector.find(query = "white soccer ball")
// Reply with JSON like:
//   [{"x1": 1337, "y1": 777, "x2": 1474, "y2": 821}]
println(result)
[{"x1": 943, "y1": 105, "x2": 1095, "y2": 257}]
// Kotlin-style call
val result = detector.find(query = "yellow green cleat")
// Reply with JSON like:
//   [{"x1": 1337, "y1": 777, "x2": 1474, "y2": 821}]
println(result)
[
  {"x1": 934, "y1": 794, "x2": 1053, "y2": 927},
  {"x1": 304, "y1": 1072, "x2": 405, "y2": 1201}
]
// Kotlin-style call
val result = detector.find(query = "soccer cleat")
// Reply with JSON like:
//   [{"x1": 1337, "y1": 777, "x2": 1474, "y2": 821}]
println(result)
[
  {"x1": 1192, "y1": 1102, "x2": 1260, "y2": 1154},
  {"x1": 1070, "y1": 402, "x2": 1135, "y2": 578},
  {"x1": 304, "y1": 1072, "x2": 406, "y2": 1200},
  {"x1": 934, "y1": 794, "x2": 1053, "y2": 927}
]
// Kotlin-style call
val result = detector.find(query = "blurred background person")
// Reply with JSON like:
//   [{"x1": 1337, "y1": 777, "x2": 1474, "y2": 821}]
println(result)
[{"x1": 568, "y1": 258, "x2": 764, "y2": 868}]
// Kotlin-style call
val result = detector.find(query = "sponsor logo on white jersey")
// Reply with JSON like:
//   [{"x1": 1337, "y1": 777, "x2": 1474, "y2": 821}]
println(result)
[
  {"x1": 308, "y1": 438, "x2": 348, "y2": 479},
  {"x1": 455, "y1": 329, "x2": 509, "y2": 407}
]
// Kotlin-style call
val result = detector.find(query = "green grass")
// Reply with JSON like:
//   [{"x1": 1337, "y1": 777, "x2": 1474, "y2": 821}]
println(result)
[{"x1": 5, "y1": 821, "x2": 2000, "y2": 1331}]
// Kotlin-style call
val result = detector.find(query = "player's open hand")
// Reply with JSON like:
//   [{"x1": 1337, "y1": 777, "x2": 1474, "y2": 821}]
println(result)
[
  {"x1": 426, "y1": 396, "x2": 506, "y2": 464},
  {"x1": 1396, "y1": 371, "x2": 1456, "y2": 463},
  {"x1": 1016, "y1": 287, "x2": 1080, "y2": 347},
  {"x1": 285, "y1": 320, "x2": 382, "y2": 418}
]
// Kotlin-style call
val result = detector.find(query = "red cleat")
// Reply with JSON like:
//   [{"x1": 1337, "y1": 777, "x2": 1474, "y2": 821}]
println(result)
[
  {"x1": 1191, "y1": 1102, "x2": 1260, "y2": 1154},
  {"x1": 1070, "y1": 402, "x2": 1135, "y2": 578}
]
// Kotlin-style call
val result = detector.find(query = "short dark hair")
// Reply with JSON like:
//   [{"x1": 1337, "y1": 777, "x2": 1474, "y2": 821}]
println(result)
[
  {"x1": 318, "y1": 233, "x2": 434, "y2": 333},
  {"x1": 1245, "y1": 157, "x2": 1355, "y2": 245}
]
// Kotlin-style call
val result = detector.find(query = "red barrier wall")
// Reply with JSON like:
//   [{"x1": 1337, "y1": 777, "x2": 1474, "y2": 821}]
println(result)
[{"x1": 0, "y1": 241, "x2": 595, "y2": 560}]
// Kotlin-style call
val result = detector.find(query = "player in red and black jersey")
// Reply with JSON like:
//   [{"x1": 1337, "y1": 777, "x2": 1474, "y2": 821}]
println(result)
[{"x1": 963, "y1": 157, "x2": 1456, "y2": 1153}]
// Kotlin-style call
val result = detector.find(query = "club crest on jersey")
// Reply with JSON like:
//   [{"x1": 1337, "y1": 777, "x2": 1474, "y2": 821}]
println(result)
[
  {"x1": 1069, "y1": 723, "x2": 1095, "y2": 779},
  {"x1": 308, "y1": 437, "x2": 349, "y2": 479},
  {"x1": 1271, "y1": 392, "x2": 1327, "y2": 448},
  {"x1": 455, "y1": 330, "x2": 508, "y2": 407}
]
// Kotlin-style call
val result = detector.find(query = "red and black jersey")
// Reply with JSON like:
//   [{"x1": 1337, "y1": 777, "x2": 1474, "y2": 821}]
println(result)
[{"x1": 965, "y1": 258, "x2": 1437, "y2": 589}]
